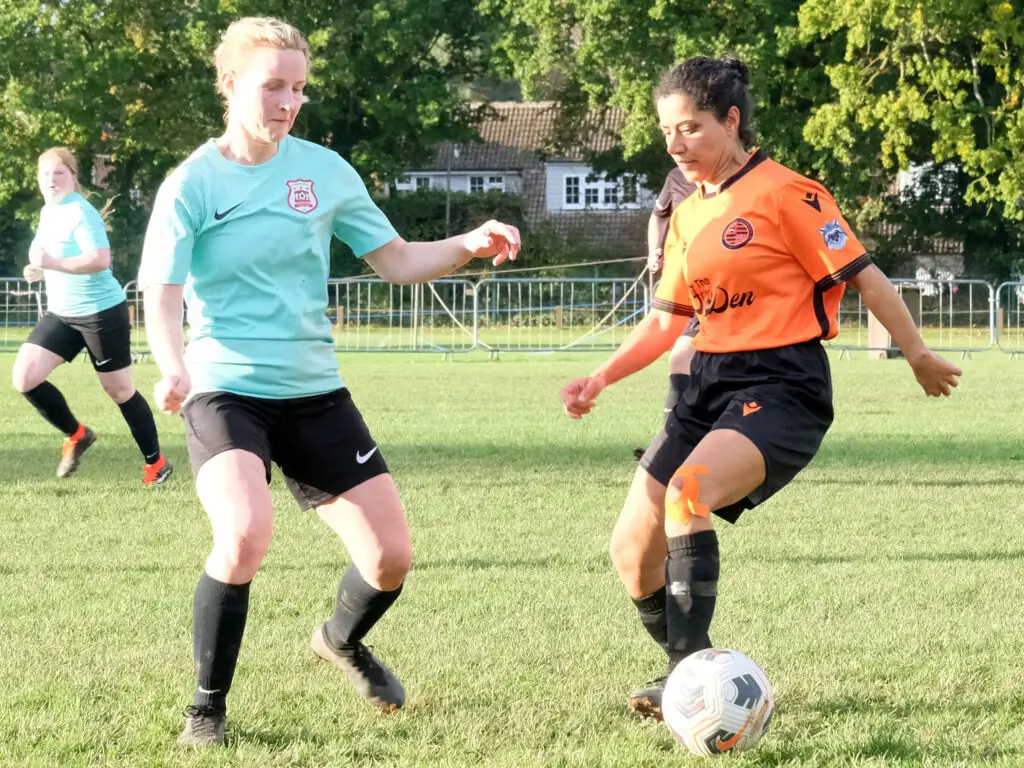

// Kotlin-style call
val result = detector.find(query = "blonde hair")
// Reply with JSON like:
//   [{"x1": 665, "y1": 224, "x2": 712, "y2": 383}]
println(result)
[
  {"x1": 37, "y1": 146, "x2": 116, "y2": 224},
  {"x1": 38, "y1": 147, "x2": 83, "y2": 194},
  {"x1": 214, "y1": 16, "x2": 310, "y2": 101}
]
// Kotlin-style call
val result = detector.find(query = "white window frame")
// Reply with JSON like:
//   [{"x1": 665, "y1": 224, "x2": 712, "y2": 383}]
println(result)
[
  {"x1": 562, "y1": 172, "x2": 641, "y2": 210},
  {"x1": 564, "y1": 175, "x2": 582, "y2": 207}
]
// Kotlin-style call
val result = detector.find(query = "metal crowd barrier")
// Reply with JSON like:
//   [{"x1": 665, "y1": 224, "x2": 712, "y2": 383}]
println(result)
[
  {"x1": 4, "y1": 275, "x2": 1024, "y2": 357},
  {"x1": 829, "y1": 278, "x2": 995, "y2": 359},
  {"x1": 996, "y1": 282, "x2": 1024, "y2": 358}
]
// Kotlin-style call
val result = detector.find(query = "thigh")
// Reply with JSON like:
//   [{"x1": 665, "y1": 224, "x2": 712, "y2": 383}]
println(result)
[
  {"x1": 711, "y1": 382, "x2": 833, "y2": 513},
  {"x1": 73, "y1": 302, "x2": 133, "y2": 373},
  {"x1": 314, "y1": 473, "x2": 411, "y2": 588},
  {"x1": 610, "y1": 466, "x2": 671, "y2": 577},
  {"x1": 272, "y1": 389, "x2": 390, "y2": 511},
  {"x1": 665, "y1": 428, "x2": 767, "y2": 535},
  {"x1": 195, "y1": 448, "x2": 276, "y2": 542},
  {"x1": 182, "y1": 391, "x2": 275, "y2": 483},
  {"x1": 25, "y1": 313, "x2": 84, "y2": 364}
]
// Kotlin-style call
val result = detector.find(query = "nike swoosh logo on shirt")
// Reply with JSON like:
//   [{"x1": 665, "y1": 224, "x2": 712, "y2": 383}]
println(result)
[
  {"x1": 356, "y1": 446, "x2": 379, "y2": 465},
  {"x1": 214, "y1": 202, "x2": 244, "y2": 220}
]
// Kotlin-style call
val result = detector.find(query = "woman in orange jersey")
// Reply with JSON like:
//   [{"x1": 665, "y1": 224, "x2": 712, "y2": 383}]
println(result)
[{"x1": 560, "y1": 55, "x2": 961, "y2": 722}]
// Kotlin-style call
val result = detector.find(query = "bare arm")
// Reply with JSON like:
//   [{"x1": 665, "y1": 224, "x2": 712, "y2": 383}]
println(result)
[
  {"x1": 594, "y1": 310, "x2": 689, "y2": 386},
  {"x1": 848, "y1": 264, "x2": 962, "y2": 396},
  {"x1": 364, "y1": 236, "x2": 475, "y2": 285},
  {"x1": 647, "y1": 212, "x2": 668, "y2": 273},
  {"x1": 561, "y1": 310, "x2": 690, "y2": 418},
  {"x1": 363, "y1": 220, "x2": 521, "y2": 285},
  {"x1": 848, "y1": 264, "x2": 926, "y2": 362},
  {"x1": 144, "y1": 284, "x2": 186, "y2": 375},
  {"x1": 33, "y1": 246, "x2": 111, "y2": 275},
  {"x1": 144, "y1": 284, "x2": 191, "y2": 413}
]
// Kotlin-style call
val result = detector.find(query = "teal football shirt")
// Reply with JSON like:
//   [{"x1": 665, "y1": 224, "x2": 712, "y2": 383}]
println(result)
[
  {"x1": 138, "y1": 136, "x2": 398, "y2": 399},
  {"x1": 32, "y1": 192, "x2": 125, "y2": 317}
]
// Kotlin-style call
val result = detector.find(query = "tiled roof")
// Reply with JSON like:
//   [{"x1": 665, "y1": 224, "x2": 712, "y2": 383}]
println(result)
[
  {"x1": 869, "y1": 221, "x2": 964, "y2": 255},
  {"x1": 419, "y1": 102, "x2": 626, "y2": 172}
]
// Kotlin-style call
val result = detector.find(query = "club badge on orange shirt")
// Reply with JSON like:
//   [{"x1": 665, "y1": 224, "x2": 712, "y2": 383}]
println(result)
[
  {"x1": 819, "y1": 219, "x2": 848, "y2": 250},
  {"x1": 721, "y1": 218, "x2": 754, "y2": 250},
  {"x1": 286, "y1": 179, "x2": 319, "y2": 214}
]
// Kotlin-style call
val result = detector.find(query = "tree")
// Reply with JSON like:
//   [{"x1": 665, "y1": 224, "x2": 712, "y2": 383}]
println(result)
[
  {"x1": 0, "y1": 0, "x2": 504, "y2": 276},
  {"x1": 488, "y1": 0, "x2": 1024, "y2": 280}
]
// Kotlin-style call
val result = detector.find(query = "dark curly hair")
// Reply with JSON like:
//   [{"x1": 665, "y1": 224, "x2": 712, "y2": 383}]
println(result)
[{"x1": 653, "y1": 55, "x2": 755, "y2": 148}]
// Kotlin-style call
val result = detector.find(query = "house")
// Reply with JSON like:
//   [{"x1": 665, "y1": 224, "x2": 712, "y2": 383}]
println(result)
[{"x1": 395, "y1": 102, "x2": 657, "y2": 256}]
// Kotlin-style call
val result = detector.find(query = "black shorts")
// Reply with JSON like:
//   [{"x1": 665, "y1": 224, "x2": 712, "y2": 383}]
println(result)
[
  {"x1": 640, "y1": 340, "x2": 834, "y2": 524},
  {"x1": 181, "y1": 387, "x2": 389, "y2": 511},
  {"x1": 27, "y1": 301, "x2": 132, "y2": 372}
]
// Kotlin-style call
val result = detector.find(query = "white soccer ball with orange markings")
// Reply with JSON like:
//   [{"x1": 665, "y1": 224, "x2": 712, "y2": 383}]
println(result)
[{"x1": 662, "y1": 648, "x2": 774, "y2": 756}]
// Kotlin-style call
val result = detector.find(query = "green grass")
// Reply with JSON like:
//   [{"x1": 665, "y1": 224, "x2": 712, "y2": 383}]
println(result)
[
  {"x1": 1, "y1": 351, "x2": 1023, "y2": 767},
  {"x1": 2, "y1": 323, "x2": 1022, "y2": 356}
]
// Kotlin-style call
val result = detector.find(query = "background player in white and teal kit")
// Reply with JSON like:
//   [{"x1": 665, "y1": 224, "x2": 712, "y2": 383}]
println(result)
[
  {"x1": 138, "y1": 17, "x2": 521, "y2": 747},
  {"x1": 12, "y1": 147, "x2": 171, "y2": 484}
]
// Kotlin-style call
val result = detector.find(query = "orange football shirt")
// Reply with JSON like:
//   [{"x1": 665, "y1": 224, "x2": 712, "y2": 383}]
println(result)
[{"x1": 653, "y1": 150, "x2": 871, "y2": 353}]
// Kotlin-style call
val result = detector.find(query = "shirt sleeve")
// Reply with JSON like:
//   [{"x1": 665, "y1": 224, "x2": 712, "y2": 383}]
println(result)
[
  {"x1": 651, "y1": 210, "x2": 694, "y2": 317},
  {"x1": 332, "y1": 160, "x2": 399, "y2": 258},
  {"x1": 778, "y1": 177, "x2": 871, "y2": 288},
  {"x1": 73, "y1": 201, "x2": 110, "y2": 252},
  {"x1": 138, "y1": 172, "x2": 198, "y2": 288}
]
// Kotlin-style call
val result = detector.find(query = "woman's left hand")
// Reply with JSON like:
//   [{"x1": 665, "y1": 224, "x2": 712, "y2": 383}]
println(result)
[
  {"x1": 908, "y1": 349, "x2": 962, "y2": 397},
  {"x1": 463, "y1": 220, "x2": 521, "y2": 266}
]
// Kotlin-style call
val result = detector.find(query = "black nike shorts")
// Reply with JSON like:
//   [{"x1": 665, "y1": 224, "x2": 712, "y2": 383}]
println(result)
[
  {"x1": 181, "y1": 387, "x2": 389, "y2": 511},
  {"x1": 640, "y1": 340, "x2": 834, "y2": 523},
  {"x1": 27, "y1": 301, "x2": 132, "y2": 372}
]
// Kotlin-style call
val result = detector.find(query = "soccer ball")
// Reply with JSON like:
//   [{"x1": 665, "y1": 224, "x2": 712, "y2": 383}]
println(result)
[{"x1": 662, "y1": 648, "x2": 774, "y2": 756}]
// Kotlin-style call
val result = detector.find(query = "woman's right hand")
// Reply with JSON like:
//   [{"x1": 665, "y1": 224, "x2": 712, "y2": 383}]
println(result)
[
  {"x1": 560, "y1": 374, "x2": 607, "y2": 420},
  {"x1": 23, "y1": 264, "x2": 43, "y2": 283},
  {"x1": 154, "y1": 371, "x2": 191, "y2": 415}
]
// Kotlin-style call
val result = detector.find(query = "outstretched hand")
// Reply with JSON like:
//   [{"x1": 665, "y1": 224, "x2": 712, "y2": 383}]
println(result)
[{"x1": 463, "y1": 220, "x2": 521, "y2": 266}]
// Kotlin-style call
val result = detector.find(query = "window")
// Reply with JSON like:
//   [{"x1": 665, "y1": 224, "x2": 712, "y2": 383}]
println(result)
[
  {"x1": 487, "y1": 175, "x2": 505, "y2": 192},
  {"x1": 416, "y1": 177, "x2": 430, "y2": 191},
  {"x1": 622, "y1": 176, "x2": 637, "y2": 204},
  {"x1": 562, "y1": 172, "x2": 641, "y2": 210},
  {"x1": 565, "y1": 176, "x2": 580, "y2": 206},
  {"x1": 470, "y1": 176, "x2": 484, "y2": 193}
]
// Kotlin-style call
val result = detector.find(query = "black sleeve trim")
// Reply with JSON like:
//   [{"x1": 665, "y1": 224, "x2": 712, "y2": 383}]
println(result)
[
  {"x1": 815, "y1": 253, "x2": 874, "y2": 291},
  {"x1": 652, "y1": 298, "x2": 695, "y2": 317}
]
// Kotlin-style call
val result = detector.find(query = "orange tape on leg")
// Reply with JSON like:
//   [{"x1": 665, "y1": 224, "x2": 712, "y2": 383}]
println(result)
[{"x1": 665, "y1": 464, "x2": 710, "y2": 523}]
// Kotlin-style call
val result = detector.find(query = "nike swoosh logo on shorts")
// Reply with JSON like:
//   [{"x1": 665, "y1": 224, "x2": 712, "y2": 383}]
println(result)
[
  {"x1": 356, "y1": 446, "x2": 378, "y2": 464},
  {"x1": 95, "y1": 358, "x2": 112, "y2": 367},
  {"x1": 214, "y1": 202, "x2": 244, "y2": 220}
]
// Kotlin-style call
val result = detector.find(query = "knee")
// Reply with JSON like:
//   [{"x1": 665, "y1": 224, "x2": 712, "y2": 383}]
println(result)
[
  {"x1": 11, "y1": 361, "x2": 39, "y2": 393},
  {"x1": 102, "y1": 381, "x2": 135, "y2": 404},
  {"x1": 666, "y1": 466, "x2": 719, "y2": 531},
  {"x1": 609, "y1": 528, "x2": 645, "y2": 581},
  {"x1": 213, "y1": 526, "x2": 273, "y2": 580},
  {"x1": 363, "y1": 543, "x2": 412, "y2": 592}
]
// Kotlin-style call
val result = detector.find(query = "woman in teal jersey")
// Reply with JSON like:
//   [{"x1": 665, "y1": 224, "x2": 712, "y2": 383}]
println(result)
[
  {"x1": 138, "y1": 16, "x2": 521, "y2": 747},
  {"x1": 12, "y1": 147, "x2": 171, "y2": 484}
]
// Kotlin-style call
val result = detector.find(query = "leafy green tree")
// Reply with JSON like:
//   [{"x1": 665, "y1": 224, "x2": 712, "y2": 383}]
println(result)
[{"x1": 0, "y1": 0, "x2": 503, "y2": 277}]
